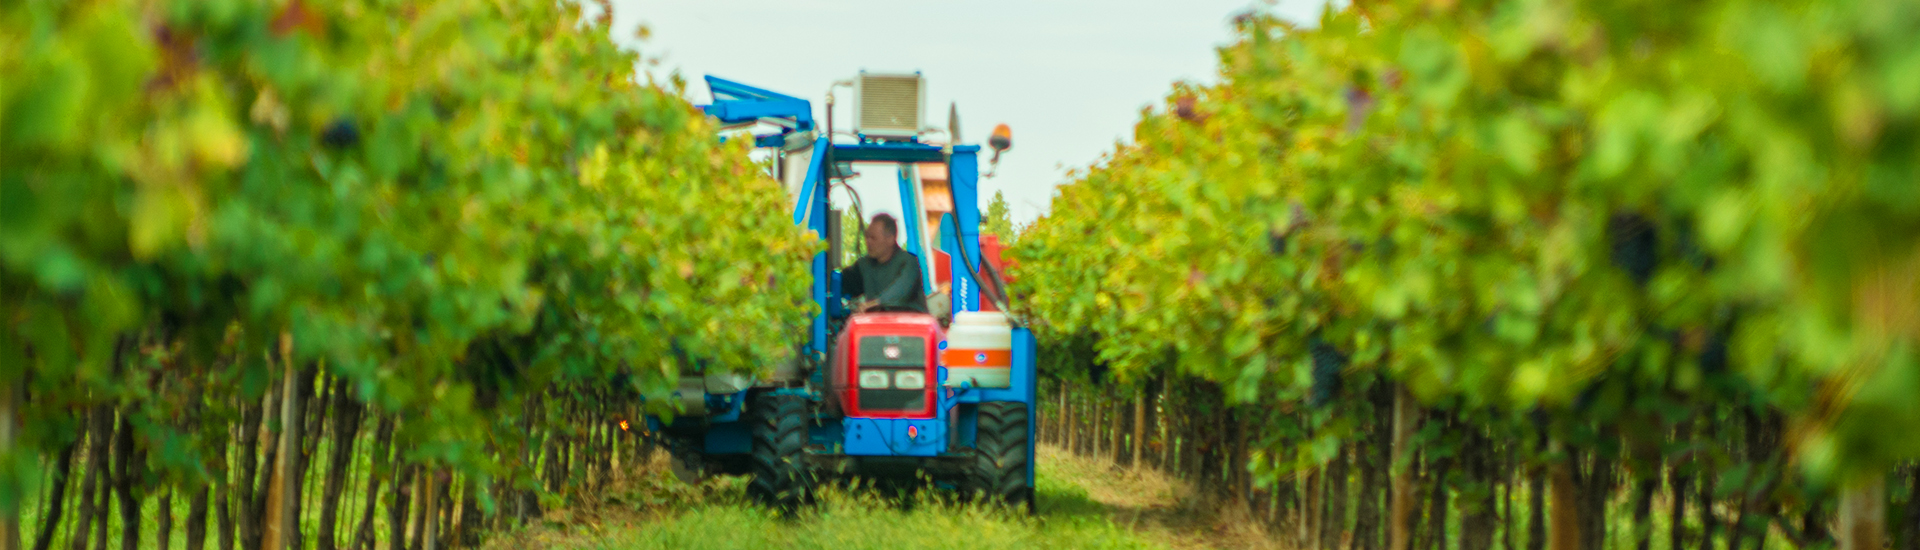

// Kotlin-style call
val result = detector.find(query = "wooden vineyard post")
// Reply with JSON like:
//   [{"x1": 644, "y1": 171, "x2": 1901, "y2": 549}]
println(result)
[
  {"x1": 1906, "y1": 468, "x2": 1920, "y2": 550},
  {"x1": 1063, "y1": 387, "x2": 1073, "y2": 448},
  {"x1": 1306, "y1": 466, "x2": 1323, "y2": 548},
  {"x1": 1143, "y1": 379, "x2": 1161, "y2": 471},
  {"x1": 1064, "y1": 389, "x2": 1076, "y2": 453},
  {"x1": 1091, "y1": 398, "x2": 1104, "y2": 459},
  {"x1": 1389, "y1": 384, "x2": 1419, "y2": 550},
  {"x1": 1161, "y1": 388, "x2": 1177, "y2": 470},
  {"x1": 1111, "y1": 392, "x2": 1126, "y2": 466},
  {"x1": 1232, "y1": 409, "x2": 1251, "y2": 504},
  {"x1": 1095, "y1": 396, "x2": 1105, "y2": 459},
  {"x1": 1549, "y1": 438, "x2": 1581, "y2": 550},
  {"x1": 1132, "y1": 390, "x2": 1146, "y2": 468},
  {"x1": 1324, "y1": 446, "x2": 1351, "y2": 550},
  {"x1": 265, "y1": 332, "x2": 303, "y2": 550},
  {"x1": 1838, "y1": 475, "x2": 1886, "y2": 550},
  {"x1": 263, "y1": 409, "x2": 284, "y2": 549},
  {"x1": 1, "y1": 380, "x2": 17, "y2": 550},
  {"x1": 422, "y1": 469, "x2": 440, "y2": 550}
]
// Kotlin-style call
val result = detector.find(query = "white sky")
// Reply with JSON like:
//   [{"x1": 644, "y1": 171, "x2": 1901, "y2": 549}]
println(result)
[{"x1": 606, "y1": 0, "x2": 1335, "y2": 226}]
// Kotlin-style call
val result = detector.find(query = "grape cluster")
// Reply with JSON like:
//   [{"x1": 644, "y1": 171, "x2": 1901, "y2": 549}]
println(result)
[{"x1": 1308, "y1": 337, "x2": 1347, "y2": 408}]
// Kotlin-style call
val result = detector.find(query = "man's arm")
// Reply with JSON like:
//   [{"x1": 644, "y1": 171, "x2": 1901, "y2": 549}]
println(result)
[{"x1": 840, "y1": 261, "x2": 865, "y2": 299}]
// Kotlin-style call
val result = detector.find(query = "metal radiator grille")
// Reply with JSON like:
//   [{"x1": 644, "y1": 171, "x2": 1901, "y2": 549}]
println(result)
[
  {"x1": 857, "y1": 388, "x2": 926, "y2": 412},
  {"x1": 856, "y1": 73, "x2": 922, "y2": 138}
]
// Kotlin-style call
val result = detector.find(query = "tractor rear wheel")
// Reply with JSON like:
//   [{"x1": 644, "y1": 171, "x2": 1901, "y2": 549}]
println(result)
[
  {"x1": 746, "y1": 392, "x2": 810, "y2": 513},
  {"x1": 970, "y1": 401, "x2": 1034, "y2": 513}
]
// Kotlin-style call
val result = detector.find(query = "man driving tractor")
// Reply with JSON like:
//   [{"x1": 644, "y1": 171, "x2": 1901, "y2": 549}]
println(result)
[{"x1": 840, "y1": 213, "x2": 928, "y2": 314}]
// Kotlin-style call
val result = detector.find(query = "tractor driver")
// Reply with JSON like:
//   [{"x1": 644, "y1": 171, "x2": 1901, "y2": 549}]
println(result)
[{"x1": 840, "y1": 213, "x2": 928, "y2": 314}]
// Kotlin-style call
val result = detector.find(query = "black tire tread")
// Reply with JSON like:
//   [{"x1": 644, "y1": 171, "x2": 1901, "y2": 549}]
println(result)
[
  {"x1": 970, "y1": 402, "x2": 1033, "y2": 513},
  {"x1": 746, "y1": 393, "x2": 810, "y2": 513}
]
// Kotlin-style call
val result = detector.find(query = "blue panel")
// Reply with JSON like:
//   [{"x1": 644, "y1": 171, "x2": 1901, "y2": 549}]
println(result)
[
  {"x1": 939, "y1": 212, "x2": 971, "y2": 317},
  {"x1": 960, "y1": 329, "x2": 1035, "y2": 405},
  {"x1": 831, "y1": 142, "x2": 946, "y2": 163},
  {"x1": 754, "y1": 133, "x2": 788, "y2": 148},
  {"x1": 704, "y1": 99, "x2": 814, "y2": 126},
  {"x1": 797, "y1": 137, "x2": 831, "y2": 359},
  {"x1": 707, "y1": 390, "x2": 745, "y2": 423},
  {"x1": 955, "y1": 404, "x2": 978, "y2": 449},
  {"x1": 843, "y1": 418, "x2": 945, "y2": 457},
  {"x1": 893, "y1": 418, "x2": 947, "y2": 456},
  {"x1": 707, "y1": 76, "x2": 809, "y2": 104},
  {"x1": 704, "y1": 76, "x2": 815, "y2": 127},
  {"x1": 828, "y1": 270, "x2": 851, "y2": 318},
  {"x1": 938, "y1": 213, "x2": 961, "y2": 256},
  {"x1": 810, "y1": 419, "x2": 844, "y2": 450},
  {"x1": 949, "y1": 148, "x2": 982, "y2": 313},
  {"x1": 704, "y1": 422, "x2": 752, "y2": 455},
  {"x1": 794, "y1": 138, "x2": 829, "y2": 225},
  {"x1": 1015, "y1": 328, "x2": 1037, "y2": 488},
  {"x1": 842, "y1": 418, "x2": 887, "y2": 455},
  {"x1": 896, "y1": 166, "x2": 930, "y2": 296},
  {"x1": 812, "y1": 252, "x2": 828, "y2": 358}
]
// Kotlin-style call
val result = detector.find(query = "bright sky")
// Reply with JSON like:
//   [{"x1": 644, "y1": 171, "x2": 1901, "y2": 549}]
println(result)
[{"x1": 606, "y1": 0, "x2": 1335, "y2": 226}]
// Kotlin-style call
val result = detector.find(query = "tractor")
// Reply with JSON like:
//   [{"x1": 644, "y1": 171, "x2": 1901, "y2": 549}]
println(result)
[{"x1": 643, "y1": 71, "x2": 1037, "y2": 512}]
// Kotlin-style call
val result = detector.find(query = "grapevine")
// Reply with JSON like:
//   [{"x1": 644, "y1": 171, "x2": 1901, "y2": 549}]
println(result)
[
  {"x1": 2, "y1": 0, "x2": 814, "y2": 542},
  {"x1": 1015, "y1": 1, "x2": 1920, "y2": 548}
]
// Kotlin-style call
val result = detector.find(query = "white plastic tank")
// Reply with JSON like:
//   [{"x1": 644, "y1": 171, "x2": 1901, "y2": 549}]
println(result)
[{"x1": 941, "y1": 311, "x2": 1013, "y2": 388}]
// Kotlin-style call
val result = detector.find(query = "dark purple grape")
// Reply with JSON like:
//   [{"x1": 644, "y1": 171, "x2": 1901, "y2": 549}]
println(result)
[
  {"x1": 1700, "y1": 324, "x2": 1729, "y2": 375},
  {"x1": 1269, "y1": 227, "x2": 1289, "y2": 255},
  {"x1": 1608, "y1": 212, "x2": 1660, "y2": 286},
  {"x1": 321, "y1": 118, "x2": 360, "y2": 149},
  {"x1": 1310, "y1": 336, "x2": 1346, "y2": 407}
]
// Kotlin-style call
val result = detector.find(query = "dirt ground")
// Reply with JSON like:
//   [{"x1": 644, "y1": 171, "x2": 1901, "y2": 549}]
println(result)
[{"x1": 1036, "y1": 446, "x2": 1288, "y2": 550}]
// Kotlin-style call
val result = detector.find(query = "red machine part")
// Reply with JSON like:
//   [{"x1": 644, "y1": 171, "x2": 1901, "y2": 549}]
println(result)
[
  {"x1": 830, "y1": 313, "x2": 944, "y2": 419},
  {"x1": 977, "y1": 234, "x2": 1016, "y2": 312},
  {"x1": 933, "y1": 249, "x2": 951, "y2": 288}
]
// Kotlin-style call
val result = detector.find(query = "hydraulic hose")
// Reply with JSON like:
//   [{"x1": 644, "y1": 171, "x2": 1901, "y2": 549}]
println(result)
[
  {"x1": 944, "y1": 173, "x2": 1027, "y2": 327},
  {"x1": 830, "y1": 179, "x2": 867, "y2": 256}
]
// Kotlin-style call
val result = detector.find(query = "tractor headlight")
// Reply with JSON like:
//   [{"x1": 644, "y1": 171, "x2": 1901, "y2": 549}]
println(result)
[
  {"x1": 893, "y1": 370, "x2": 926, "y2": 390},
  {"x1": 859, "y1": 370, "x2": 891, "y2": 389}
]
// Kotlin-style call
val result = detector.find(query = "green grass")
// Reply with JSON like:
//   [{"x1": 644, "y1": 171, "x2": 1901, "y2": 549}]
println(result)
[
  {"x1": 22, "y1": 436, "x2": 1832, "y2": 550},
  {"x1": 20, "y1": 438, "x2": 1167, "y2": 550},
  {"x1": 508, "y1": 460, "x2": 1171, "y2": 550}
]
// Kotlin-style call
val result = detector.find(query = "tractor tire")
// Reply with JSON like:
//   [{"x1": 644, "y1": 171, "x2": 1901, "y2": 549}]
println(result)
[
  {"x1": 970, "y1": 401, "x2": 1034, "y2": 513},
  {"x1": 746, "y1": 392, "x2": 810, "y2": 513}
]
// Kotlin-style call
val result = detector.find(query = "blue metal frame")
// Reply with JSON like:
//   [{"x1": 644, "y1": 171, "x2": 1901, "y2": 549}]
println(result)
[
  {"x1": 949, "y1": 145, "x2": 983, "y2": 314},
  {"x1": 804, "y1": 136, "x2": 832, "y2": 360},
  {"x1": 704, "y1": 422, "x2": 753, "y2": 454},
  {"x1": 698, "y1": 76, "x2": 815, "y2": 130},
  {"x1": 896, "y1": 166, "x2": 927, "y2": 287},
  {"x1": 794, "y1": 139, "x2": 829, "y2": 225},
  {"x1": 832, "y1": 142, "x2": 946, "y2": 163},
  {"x1": 844, "y1": 418, "x2": 947, "y2": 456}
]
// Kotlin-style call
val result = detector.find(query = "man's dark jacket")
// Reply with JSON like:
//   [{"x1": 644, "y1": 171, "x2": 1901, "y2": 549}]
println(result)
[{"x1": 840, "y1": 251, "x2": 928, "y2": 314}]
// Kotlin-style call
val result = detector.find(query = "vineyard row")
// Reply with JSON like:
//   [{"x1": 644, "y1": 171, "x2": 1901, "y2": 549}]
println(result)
[
  {"x1": 1008, "y1": 1, "x2": 1920, "y2": 549},
  {"x1": 1040, "y1": 379, "x2": 1920, "y2": 550}
]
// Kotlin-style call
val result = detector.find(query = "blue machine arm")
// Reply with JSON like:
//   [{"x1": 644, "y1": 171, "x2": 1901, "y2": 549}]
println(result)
[{"x1": 698, "y1": 75, "x2": 815, "y2": 132}]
